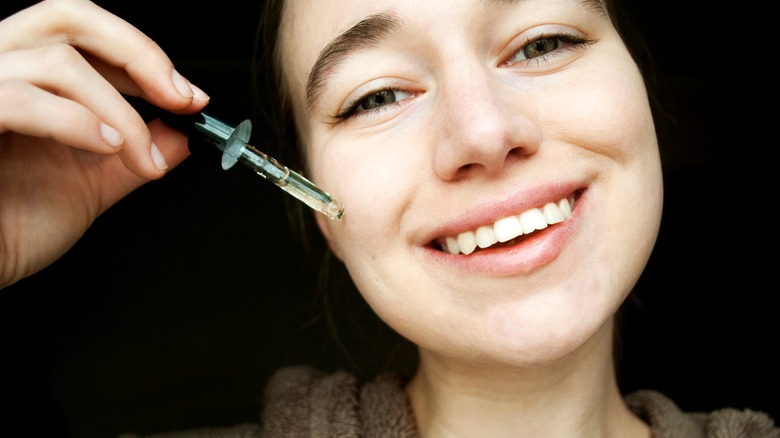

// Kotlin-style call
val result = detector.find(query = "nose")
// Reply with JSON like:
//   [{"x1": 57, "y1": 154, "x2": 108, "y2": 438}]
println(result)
[{"x1": 433, "y1": 68, "x2": 540, "y2": 181}]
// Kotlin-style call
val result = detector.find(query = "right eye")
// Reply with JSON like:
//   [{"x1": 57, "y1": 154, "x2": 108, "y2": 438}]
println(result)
[{"x1": 332, "y1": 87, "x2": 415, "y2": 122}]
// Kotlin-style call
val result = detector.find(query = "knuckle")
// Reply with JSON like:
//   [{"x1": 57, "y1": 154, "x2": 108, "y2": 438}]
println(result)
[
  {"x1": 37, "y1": 43, "x2": 84, "y2": 70},
  {"x1": 0, "y1": 79, "x2": 33, "y2": 108}
]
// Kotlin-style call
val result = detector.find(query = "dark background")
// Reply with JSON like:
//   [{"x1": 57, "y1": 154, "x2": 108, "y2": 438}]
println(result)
[{"x1": 1, "y1": 1, "x2": 776, "y2": 437}]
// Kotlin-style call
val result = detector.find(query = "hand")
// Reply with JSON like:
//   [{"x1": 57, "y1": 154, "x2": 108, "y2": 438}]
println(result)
[{"x1": 0, "y1": 0, "x2": 210, "y2": 289}]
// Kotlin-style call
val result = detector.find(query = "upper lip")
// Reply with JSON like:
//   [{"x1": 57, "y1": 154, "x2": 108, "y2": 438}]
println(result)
[{"x1": 419, "y1": 180, "x2": 585, "y2": 246}]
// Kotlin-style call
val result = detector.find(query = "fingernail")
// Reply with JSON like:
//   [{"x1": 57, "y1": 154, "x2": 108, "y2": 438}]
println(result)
[
  {"x1": 189, "y1": 83, "x2": 210, "y2": 103},
  {"x1": 100, "y1": 123, "x2": 123, "y2": 148},
  {"x1": 150, "y1": 142, "x2": 168, "y2": 171},
  {"x1": 171, "y1": 69, "x2": 194, "y2": 98}
]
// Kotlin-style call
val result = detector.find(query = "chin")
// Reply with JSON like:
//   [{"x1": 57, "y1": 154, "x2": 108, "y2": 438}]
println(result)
[{"x1": 477, "y1": 287, "x2": 615, "y2": 367}]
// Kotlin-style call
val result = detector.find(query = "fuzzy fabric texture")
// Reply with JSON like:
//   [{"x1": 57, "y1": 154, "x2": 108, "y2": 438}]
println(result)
[
  {"x1": 260, "y1": 366, "x2": 418, "y2": 437},
  {"x1": 123, "y1": 365, "x2": 778, "y2": 437},
  {"x1": 625, "y1": 389, "x2": 779, "y2": 438}
]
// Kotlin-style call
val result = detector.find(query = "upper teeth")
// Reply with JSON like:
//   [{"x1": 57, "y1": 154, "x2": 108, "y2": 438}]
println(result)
[{"x1": 439, "y1": 197, "x2": 574, "y2": 255}]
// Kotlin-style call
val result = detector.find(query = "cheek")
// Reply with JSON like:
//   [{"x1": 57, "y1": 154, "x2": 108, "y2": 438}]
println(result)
[
  {"x1": 553, "y1": 58, "x2": 663, "y2": 212},
  {"x1": 312, "y1": 138, "x2": 426, "y2": 324},
  {"x1": 543, "y1": 58, "x2": 657, "y2": 164},
  {"x1": 308, "y1": 135, "x2": 421, "y2": 261},
  {"x1": 537, "y1": 54, "x2": 663, "y2": 283}
]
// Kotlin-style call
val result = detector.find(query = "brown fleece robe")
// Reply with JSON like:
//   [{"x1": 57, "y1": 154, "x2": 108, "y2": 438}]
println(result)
[{"x1": 122, "y1": 365, "x2": 779, "y2": 438}]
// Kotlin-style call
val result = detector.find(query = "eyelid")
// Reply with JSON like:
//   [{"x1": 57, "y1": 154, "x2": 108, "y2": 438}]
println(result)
[
  {"x1": 500, "y1": 26, "x2": 594, "y2": 69},
  {"x1": 330, "y1": 83, "x2": 418, "y2": 123}
]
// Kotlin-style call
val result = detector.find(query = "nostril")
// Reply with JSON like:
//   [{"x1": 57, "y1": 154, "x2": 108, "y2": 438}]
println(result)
[
  {"x1": 454, "y1": 163, "x2": 477, "y2": 179},
  {"x1": 450, "y1": 146, "x2": 529, "y2": 180},
  {"x1": 508, "y1": 145, "x2": 530, "y2": 160}
]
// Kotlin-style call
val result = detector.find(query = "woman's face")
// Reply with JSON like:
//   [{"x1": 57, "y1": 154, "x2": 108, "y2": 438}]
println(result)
[{"x1": 279, "y1": 0, "x2": 663, "y2": 366}]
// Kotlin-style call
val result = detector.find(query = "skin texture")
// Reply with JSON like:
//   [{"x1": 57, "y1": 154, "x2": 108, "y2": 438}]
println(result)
[
  {"x1": 0, "y1": 0, "x2": 209, "y2": 288},
  {"x1": 278, "y1": 0, "x2": 663, "y2": 436},
  {"x1": 1, "y1": 0, "x2": 663, "y2": 435}
]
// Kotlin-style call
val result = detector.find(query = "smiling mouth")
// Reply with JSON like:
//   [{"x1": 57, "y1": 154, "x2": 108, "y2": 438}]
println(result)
[{"x1": 433, "y1": 193, "x2": 578, "y2": 255}]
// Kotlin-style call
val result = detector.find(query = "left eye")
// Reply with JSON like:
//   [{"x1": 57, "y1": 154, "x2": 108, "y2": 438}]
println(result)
[
  {"x1": 360, "y1": 89, "x2": 399, "y2": 111},
  {"x1": 506, "y1": 34, "x2": 591, "y2": 66},
  {"x1": 517, "y1": 37, "x2": 561, "y2": 60}
]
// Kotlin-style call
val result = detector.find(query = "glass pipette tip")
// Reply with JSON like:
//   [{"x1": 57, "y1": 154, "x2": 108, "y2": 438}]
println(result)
[
  {"x1": 226, "y1": 142, "x2": 344, "y2": 221},
  {"x1": 191, "y1": 112, "x2": 344, "y2": 220}
]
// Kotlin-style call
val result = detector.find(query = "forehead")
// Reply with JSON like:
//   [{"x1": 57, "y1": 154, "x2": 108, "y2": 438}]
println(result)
[
  {"x1": 279, "y1": 0, "x2": 606, "y2": 60},
  {"x1": 278, "y1": 0, "x2": 607, "y2": 111},
  {"x1": 278, "y1": 0, "x2": 387, "y2": 96}
]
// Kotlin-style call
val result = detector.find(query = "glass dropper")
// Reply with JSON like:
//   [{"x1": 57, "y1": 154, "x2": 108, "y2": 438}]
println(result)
[{"x1": 191, "y1": 112, "x2": 344, "y2": 221}]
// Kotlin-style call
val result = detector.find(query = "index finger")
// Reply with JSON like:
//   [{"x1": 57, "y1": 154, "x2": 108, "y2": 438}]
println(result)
[{"x1": 0, "y1": 0, "x2": 202, "y2": 112}]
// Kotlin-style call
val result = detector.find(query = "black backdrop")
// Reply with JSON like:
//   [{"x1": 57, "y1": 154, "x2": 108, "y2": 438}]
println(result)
[{"x1": 1, "y1": 1, "x2": 777, "y2": 437}]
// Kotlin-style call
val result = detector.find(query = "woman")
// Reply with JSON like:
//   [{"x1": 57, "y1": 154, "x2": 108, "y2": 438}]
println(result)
[{"x1": 1, "y1": 0, "x2": 776, "y2": 436}]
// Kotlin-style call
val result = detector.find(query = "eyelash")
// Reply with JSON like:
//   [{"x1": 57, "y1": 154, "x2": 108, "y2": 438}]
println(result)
[
  {"x1": 504, "y1": 32, "x2": 594, "y2": 68},
  {"x1": 331, "y1": 86, "x2": 410, "y2": 122},
  {"x1": 330, "y1": 32, "x2": 595, "y2": 123}
]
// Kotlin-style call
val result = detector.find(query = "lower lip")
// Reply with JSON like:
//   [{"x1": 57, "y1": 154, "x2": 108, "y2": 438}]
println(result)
[{"x1": 422, "y1": 197, "x2": 583, "y2": 276}]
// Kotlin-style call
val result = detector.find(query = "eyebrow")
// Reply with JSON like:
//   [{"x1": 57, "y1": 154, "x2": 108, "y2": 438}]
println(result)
[
  {"x1": 305, "y1": 12, "x2": 401, "y2": 113},
  {"x1": 303, "y1": 0, "x2": 606, "y2": 113}
]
